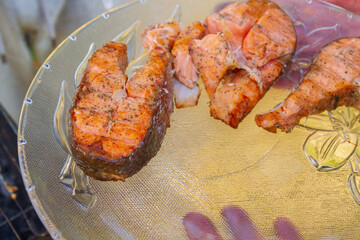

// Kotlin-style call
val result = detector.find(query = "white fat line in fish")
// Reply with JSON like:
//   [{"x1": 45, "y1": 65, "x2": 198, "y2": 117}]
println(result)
[
  {"x1": 220, "y1": 17, "x2": 263, "y2": 93},
  {"x1": 131, "y1": 65, "x2": 144, "y2": 71}
]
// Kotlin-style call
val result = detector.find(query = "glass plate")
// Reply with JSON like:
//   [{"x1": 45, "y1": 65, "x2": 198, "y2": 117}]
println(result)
[{"x1": 18, "y1": 0, "x2": 360, "y2": 239}]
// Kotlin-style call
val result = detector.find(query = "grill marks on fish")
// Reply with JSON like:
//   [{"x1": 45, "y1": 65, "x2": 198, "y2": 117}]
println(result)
[
  {"x1": 70, "y1": 22, "x2": 180, "y2": 181},
  {"x1": 190, "y1": 0, "x2": 296, "y2": 128},
  {"x1": 255, "y1": 38, "x2": 360, "y2": 133},
  {"x1": 71, "y1": 42, "x2": 152, "y2": 162},
  {"x1": 190, "y1": 33, "x2": 236, "y2": 98},
  {"x1": 211, "y1": 59, "x2": 283, "y2": 128},
  {"x1": 242, "y1": 7, "x2": 296, "y2": 68},
  {"x1": 84, "y1": 42, "x2": 128, "y2": 93}
]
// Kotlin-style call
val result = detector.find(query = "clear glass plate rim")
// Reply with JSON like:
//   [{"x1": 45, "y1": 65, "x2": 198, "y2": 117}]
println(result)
[{"x1": 16, "y1": 0, "x2": 360, "y2": 239}]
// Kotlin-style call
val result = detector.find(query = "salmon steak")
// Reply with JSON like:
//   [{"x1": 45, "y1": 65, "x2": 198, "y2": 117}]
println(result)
[
  {"x1": 256, "y1": 38, "x2": 360, "y2": 133},
  {"x1": 70, "y1": 22, "x2": 180, "y2": 181},
  {"x1": 190, "y1": 0, "x2": 296, "y2": 128}
]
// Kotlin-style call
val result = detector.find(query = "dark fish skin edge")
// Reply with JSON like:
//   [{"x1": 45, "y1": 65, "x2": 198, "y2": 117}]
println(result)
[{"x1": 69, "y1": 52, "x2": 174, "y2": 181}]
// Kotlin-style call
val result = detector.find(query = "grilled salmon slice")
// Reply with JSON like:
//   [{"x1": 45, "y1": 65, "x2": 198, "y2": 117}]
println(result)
[
  {"x1": 210, "y1": 59, "x2": 283, "y2": 128},
  {"x1": 205, "y1": 0, "x2": 274, "y2": 48},
  {"x1": 142, "y1": 22, "x2": 180, "y2": 52},
  {"x1": 171, "y1": 21, "x2": 205, "y2": 108},
  {"x1": 70, "y1": 22, "x2": 179, "y2": 181},
  {"x1": 191, "y1": 0, "x2": 296, "y2": 128},
  {"x1": 190, "y1": 33, "x2": 237, "y2": 98},
  {"x1": 242, "y1": 7, "x2": 297, "y2": 68},
  {"x1": 81, "y1": 42, "x2": 128, "y2": 94},
  {"x1": 255, "y1": 38, "x2": 360, "y2": 133}
]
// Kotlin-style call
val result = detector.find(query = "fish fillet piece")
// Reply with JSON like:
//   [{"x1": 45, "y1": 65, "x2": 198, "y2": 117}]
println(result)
[
  {"x1": 205, "y1": 0, "x2": 274, "y2": 48},
  {"x1": 191, "y1": 0, "x2": 296, "y2": 128},
  {"x1": 171, "y1": 21, "x2": 204, "y2": 108},
  {"x1": 255, "y1": 38, "x2": 360, "y2": 133},
  {"x1": 72, "y1": 97, "x2": 152, "y2": 159},
  {"x1": 211, "y1": 59, "x2": 283, "y2": 128},
  {"x1": 126, "y1": 50, "x2": 173, "y2": 103},
  {"x1": 70, "y1": 22, "x2": 179, "y2": 181},
  {"x1": 82, "y1": 41, "x2": 128, "y2": 94},
  {"x1": 172, "y1": 21, "x2": 205, "y2": 89},
  {"x1": 142, "y1": 22, "x2": 180, "y2": 52},
  {"x1": 242, "y1": 7, "x2": 297, "y2": 68},
  {"x1": 190, "y1": 33, "x2": 237, "y2": 98}
]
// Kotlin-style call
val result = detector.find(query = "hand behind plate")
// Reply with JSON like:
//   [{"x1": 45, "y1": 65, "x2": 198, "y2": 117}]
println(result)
[
  {"x1": 183, "y1": 2, "x2": 356, "y2": 238},
  {"x1": 183, "y1": 205, "x2": 304, "y2": 240}
]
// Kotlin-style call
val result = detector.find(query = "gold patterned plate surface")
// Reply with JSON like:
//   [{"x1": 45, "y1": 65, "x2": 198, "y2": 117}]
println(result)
[{"x1": 18, "y1": 0, "x2": 360, "y2": 239}]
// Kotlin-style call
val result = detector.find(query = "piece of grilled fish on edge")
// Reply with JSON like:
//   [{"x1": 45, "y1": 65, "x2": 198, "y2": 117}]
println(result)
[{"x1": 256, "y1": 38, "x2": 360, "y2": 133}]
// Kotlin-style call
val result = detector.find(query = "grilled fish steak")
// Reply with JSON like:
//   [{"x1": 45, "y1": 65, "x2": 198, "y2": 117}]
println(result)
[
  {"x1": 256, "y1": 38, "x2": 360, "y2": 133},
  {"x1": 70, "y1": 22, "x2": 180, "y2": 181},
  {"x1": 190, "y1": 0, "x2": 296, "y2": 128}
]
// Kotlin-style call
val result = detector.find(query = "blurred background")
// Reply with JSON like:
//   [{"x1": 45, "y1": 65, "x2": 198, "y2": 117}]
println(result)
[
  {"x1": 0, "y1": 0, "x2": 131, "y2": 124},
  {"x1": 0, "y1": 1, "x2": 127, "y2": 239}
]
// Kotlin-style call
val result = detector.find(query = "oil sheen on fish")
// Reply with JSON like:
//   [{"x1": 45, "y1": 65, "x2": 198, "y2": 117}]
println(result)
[{"x1": 70, "y1": 22, "x2": 180, "y2": 181}]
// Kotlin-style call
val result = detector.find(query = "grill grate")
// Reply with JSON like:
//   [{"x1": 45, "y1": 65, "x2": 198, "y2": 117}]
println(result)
[{"x1": 0, "y1": 104, "x2": 49, "y2": 240}]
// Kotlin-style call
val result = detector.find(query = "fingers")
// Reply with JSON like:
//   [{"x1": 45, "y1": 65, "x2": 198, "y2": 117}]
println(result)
[
  {"x1": 274, "y1": 217, "x2": 305, "y2": 240},
  {"x1": 183, "y1": 212, "x2": 223, "y2": 240},
  {"x1": 221, "y1": 205, "x2": 264, "y2": 240},
  {"x1": 183, "y1": 207, "x2": 305, "y2": 240}
]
